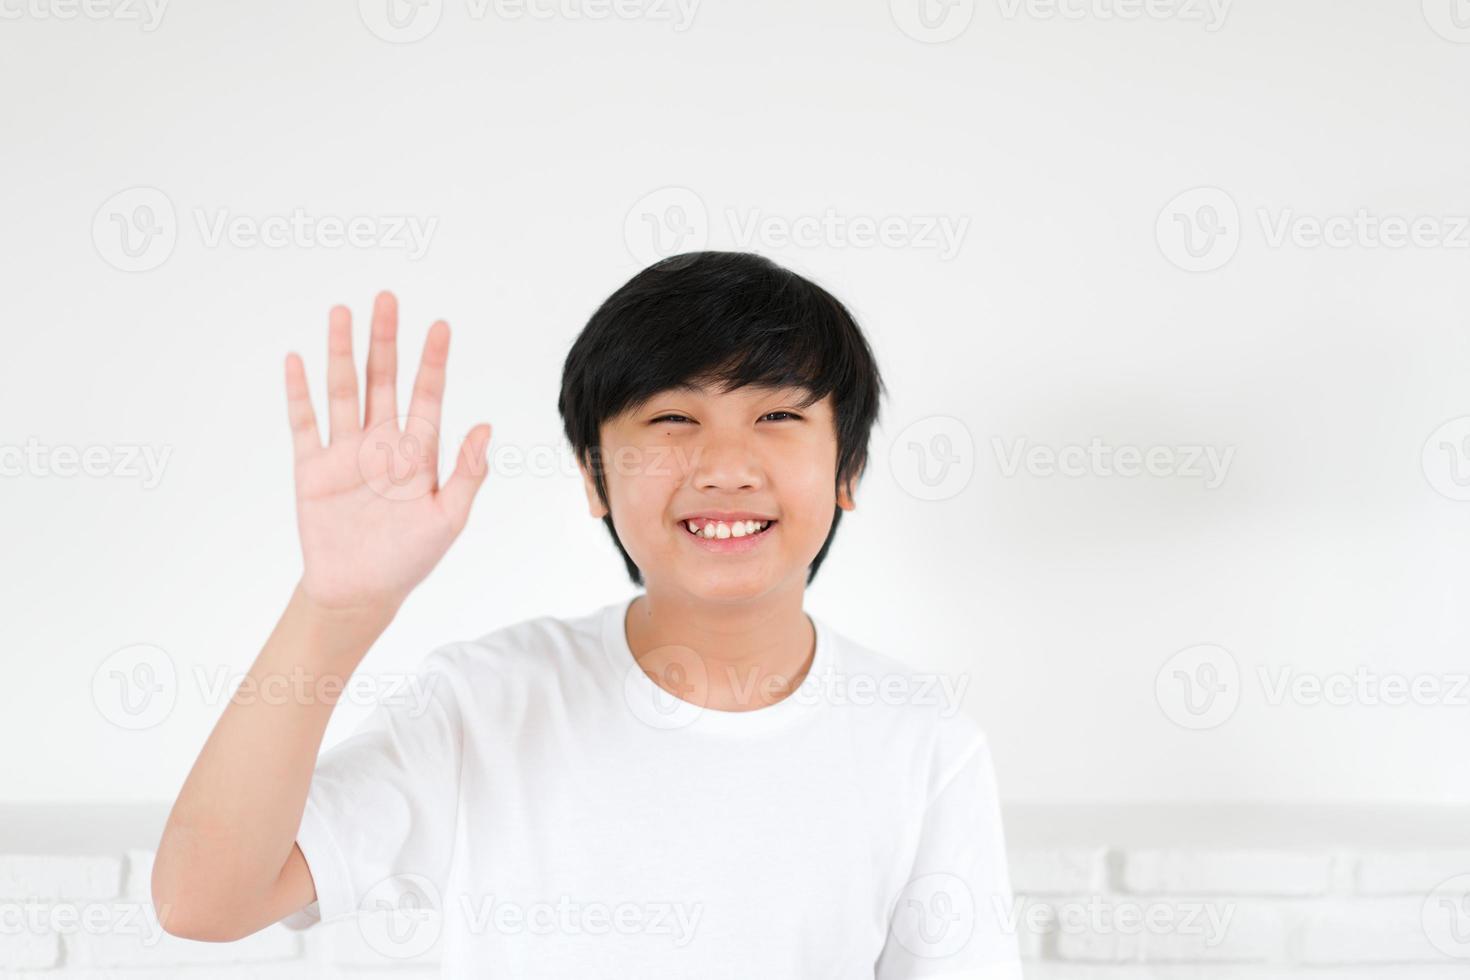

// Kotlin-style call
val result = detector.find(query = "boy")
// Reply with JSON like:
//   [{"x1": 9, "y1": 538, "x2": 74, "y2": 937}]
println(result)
[{"x1": 151, "y1": 252, "x2": 1024, "y2": 978}]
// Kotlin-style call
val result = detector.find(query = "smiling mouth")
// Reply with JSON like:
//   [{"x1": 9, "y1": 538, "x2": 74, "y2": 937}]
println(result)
[{"x1": 680, "y1": 518, "x2": 777, "y2": 540}]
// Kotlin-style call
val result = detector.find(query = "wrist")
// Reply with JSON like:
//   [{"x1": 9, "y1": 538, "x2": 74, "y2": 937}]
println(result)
[{"x1": 289, "y1": 581, "x2": 400, "y2": 646}]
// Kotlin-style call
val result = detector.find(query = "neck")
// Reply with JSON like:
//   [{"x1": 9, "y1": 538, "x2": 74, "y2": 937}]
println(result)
[{"x1": 624, "y1": 588, "x2": 816, "y2": 712}]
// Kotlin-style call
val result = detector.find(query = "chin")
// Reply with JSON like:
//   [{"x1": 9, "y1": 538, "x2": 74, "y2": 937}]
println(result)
[{"x1": 676, "y1": 568, "x2": 780, "y2": 603}]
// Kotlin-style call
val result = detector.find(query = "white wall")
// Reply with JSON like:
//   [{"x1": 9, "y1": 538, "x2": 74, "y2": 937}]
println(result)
[{"x1": 2, "y1": 0, "x2": 1468, "y2": 807}]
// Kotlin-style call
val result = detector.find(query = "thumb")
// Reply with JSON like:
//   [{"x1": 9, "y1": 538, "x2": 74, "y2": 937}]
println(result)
[{"x1": 439, "y1": 423, "x2": 492, "y2": 532}]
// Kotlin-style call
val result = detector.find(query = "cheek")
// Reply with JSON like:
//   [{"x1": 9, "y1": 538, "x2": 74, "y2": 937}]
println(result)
[
  {"x1": 620, "y1": 479, "x2": 668, "y2": 521},
  {"x1": 605, "y1": 448, "x2": 684, "y2": 532},
  {"x1": 776, "y1": 457, "x2": 838, "y2": 521}
]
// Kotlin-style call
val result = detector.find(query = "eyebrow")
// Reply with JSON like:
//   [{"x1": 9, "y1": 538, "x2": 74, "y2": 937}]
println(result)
[{"x1": 657, "y1": 382, "x2": 820, "y2": 405}]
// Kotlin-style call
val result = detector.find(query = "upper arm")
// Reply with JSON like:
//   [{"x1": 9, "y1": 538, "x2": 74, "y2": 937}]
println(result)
[
  {"x1": 264, "y1": 843, "x2": 318, "y2": 928},
  {"x1": 153, "y1": 841, "x2": 318, "y2": 943},
  {"x1": 875, "y1": 733, "x2": 1024, "y2": 979},
  {"x1": 273, "y1": 647, "x2": 467, "y2": 930}
]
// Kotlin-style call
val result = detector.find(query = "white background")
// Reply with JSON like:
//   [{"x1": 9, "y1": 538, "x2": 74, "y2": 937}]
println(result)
[{"x1": 2, "y1": 0, "x2": 1467, "y2": 808}]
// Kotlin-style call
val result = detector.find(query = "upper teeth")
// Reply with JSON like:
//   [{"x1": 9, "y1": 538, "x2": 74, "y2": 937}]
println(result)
[{"x1": 684, "y1": 519, "x2": 770, "y2": 539}]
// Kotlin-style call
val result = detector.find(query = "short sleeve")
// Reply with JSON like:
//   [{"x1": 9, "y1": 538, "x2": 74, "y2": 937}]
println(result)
[
  {"x1": 876, "y1": 732, "x2": 1024, "y2": 980},
  {"x1": 279, "y1": 646, "x2": 466, "y2": 930}
]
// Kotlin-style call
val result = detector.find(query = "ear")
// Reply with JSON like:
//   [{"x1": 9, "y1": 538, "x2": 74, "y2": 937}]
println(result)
[
  {"x1": 836, "y1": 461, "x2": 863, "y2": 512},
  {"x1": 577, "y1": 449, "x2": 610, "y2": 520}
]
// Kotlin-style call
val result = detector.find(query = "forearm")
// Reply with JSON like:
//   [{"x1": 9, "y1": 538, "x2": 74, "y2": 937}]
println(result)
[{"x1": 151, "y1": 581, "x2": 396, "y2": 937}]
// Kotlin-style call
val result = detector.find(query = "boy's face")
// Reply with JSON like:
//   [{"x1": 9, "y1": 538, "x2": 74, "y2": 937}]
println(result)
[{"x1": 580, "y1": 382, "x2": 858, "y2": 601}]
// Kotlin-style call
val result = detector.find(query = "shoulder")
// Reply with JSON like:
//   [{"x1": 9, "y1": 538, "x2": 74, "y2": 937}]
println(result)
[
  {"x1": 821, "y1": 621, "x2": 992, "y2": 787},
  {"x1": 410, "y1": 601, "x2": 613, "y2": 709},
  {"x1": 824, "y1": 624, "x2": 985, "y2": 730}
]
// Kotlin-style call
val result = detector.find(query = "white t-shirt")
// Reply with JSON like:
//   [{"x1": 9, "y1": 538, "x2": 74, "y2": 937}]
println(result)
[{"x1": 282, "y1": 594, "x2": 1024, "y2": 979}]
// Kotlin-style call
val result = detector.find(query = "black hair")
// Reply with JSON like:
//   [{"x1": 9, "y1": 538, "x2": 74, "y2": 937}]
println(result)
[{"x1": 557, "y1": 250, "x2": 886, "y2": 587}]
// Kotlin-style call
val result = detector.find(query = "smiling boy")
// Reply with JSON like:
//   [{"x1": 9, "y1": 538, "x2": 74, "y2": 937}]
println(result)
[{"x1": 151, "y1": 251, "x2": 1024, "y2": 978}]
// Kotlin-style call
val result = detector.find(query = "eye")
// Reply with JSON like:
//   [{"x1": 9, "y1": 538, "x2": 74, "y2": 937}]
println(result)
[{"x1": 649, "y1": 411, "x2": 802, "y2": 425}]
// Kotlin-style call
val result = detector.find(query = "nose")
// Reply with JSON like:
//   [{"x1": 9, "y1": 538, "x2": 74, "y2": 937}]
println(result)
[{"x1": 686, "y1": 428, "x2": 764, "y2": 493}]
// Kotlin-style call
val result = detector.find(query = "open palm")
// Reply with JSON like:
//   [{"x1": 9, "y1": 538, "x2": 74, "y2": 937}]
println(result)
[{"x1": 283, "y1": 292, "x2": 491, "y2": 614}]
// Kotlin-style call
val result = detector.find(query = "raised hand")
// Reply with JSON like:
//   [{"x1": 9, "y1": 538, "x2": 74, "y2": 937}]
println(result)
[{"x1": 282, "y1": 291, "x2": 492, "y2": 616}]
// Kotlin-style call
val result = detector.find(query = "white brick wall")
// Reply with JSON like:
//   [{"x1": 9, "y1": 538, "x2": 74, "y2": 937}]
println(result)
[
  {"x1": 1, "y1": 845, "x2": 1467, "y2": 976},
  {"x1": 1005, "y1": 846, "x2": 1470, "y2": 976}
]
